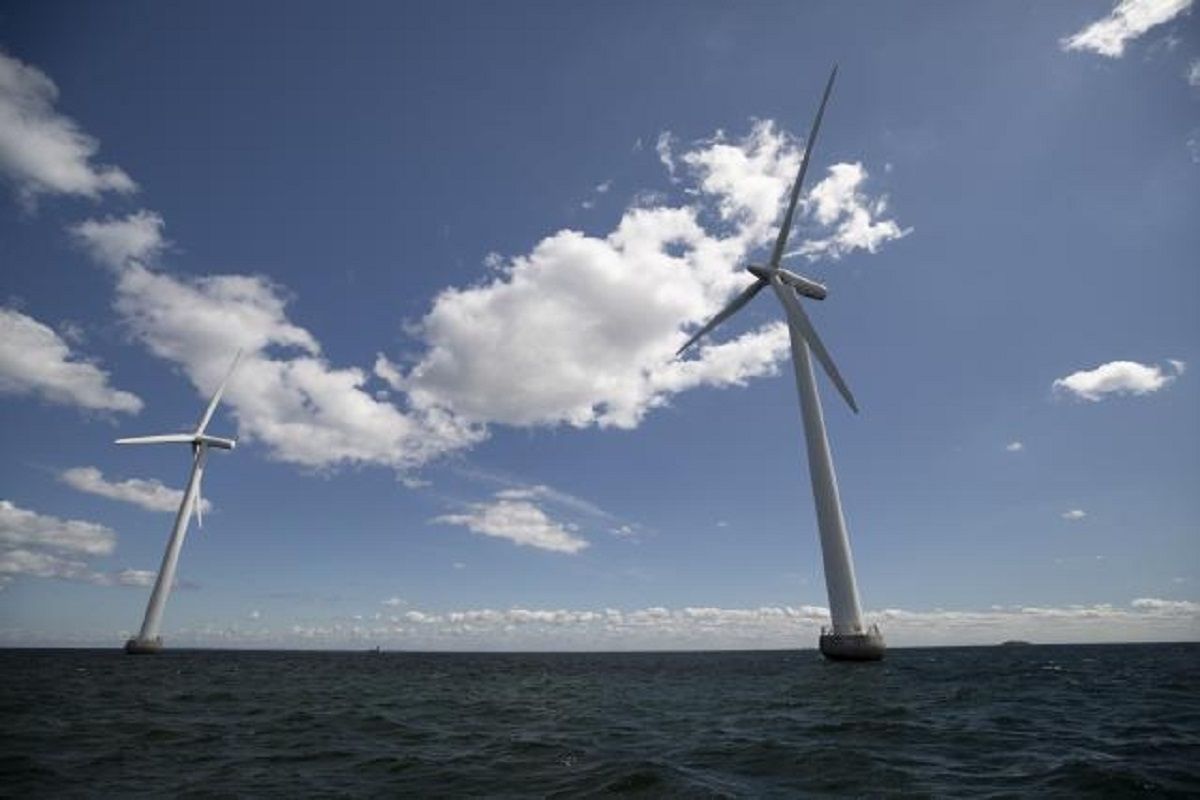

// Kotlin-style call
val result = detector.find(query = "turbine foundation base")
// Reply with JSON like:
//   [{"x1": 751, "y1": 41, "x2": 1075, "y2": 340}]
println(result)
[
  {"x1": 124, "y1": 637, "x2": 163, "y2": 655},
  {"x1": 819, "y1": 625, "x2": 885, "y2": 661}
]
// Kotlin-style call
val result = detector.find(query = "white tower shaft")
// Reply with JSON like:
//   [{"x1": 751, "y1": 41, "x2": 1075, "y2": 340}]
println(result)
[
  {"x1": 787, "y1": 325, "x2": 864, "y2": 634},
  {"x1": 135, "y1": 447, "x2": 206, "y2": 643}
]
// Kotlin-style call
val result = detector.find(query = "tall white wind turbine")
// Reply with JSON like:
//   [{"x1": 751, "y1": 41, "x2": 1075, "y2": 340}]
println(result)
[
  {"x1": 118, "y1": 351, "x2": 242, "y2": 655},
  {"x1": 677, "y1": 67, "x2": 884, "y2": 661}
]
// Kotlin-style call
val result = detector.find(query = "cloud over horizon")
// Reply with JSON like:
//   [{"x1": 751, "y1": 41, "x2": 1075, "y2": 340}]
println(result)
[{"x1": 34, "y1": 597, "x2": 1193, "y2": 650}]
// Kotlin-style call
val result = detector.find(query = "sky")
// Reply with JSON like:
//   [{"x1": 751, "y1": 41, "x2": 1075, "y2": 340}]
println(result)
[{"x1": 1, "y1": 0, "x2": 1197, "y2": 650}]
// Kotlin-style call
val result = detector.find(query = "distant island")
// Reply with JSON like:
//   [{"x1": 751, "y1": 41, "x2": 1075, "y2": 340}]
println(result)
[{"x1": 999, "y1": 640, "x2": 1033, "y2": 647}]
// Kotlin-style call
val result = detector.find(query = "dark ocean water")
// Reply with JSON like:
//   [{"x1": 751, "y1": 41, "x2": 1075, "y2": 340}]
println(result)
[{"x1": 1, "y1": 644, "x2": 1198, "y2": 797}]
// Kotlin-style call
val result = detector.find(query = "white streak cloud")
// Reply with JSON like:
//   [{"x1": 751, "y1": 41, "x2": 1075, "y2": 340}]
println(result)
[
  {"x1": 1053, "y1": 359, "x2": 1183, "y2": 401},
  {"x1": 0, "y1": 499, "x2": 116, "y2": 556},
  {"x1": 0, "y1": 502, "x2": 171, "y2": 590},
  {"x1": 1062, "y1": 509, "x2": 1087, "y2": 520},
  {"x1": 0, "y1": 49, "x2": 135, "y2": 203},
  {"x1": 60, "y1": 466, "x2": 210, "y2": 515},
  {"x1": 433, "y1": 491, "x2": 590, "y2": 554},
  {"x1": 114, "y1": 568, "x2": 155, "y2": 587},
  {"x1": 1060, "y1": 0, "x2": 1194, "y2": 58},
  {"x1": 0, "y1": 308, "x2": 142, "y2": 414}
]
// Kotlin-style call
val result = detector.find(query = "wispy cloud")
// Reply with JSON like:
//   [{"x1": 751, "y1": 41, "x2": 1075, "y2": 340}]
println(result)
[
  {"x1": 1062, "y1": 509, "x2": 1087, "y2": 520},
  {"x1": 60, "y1": 466, "x2": 210, "y2": 514},
  {"x1": 0, "y1": 308, "x2": 142, "y2": 414},
  {"x1": 0, "y1": 48, "x2": 136, "y2": 205},
  {"x1": 0, "y1": 499, "x2": 116, "y2": 557},
  {"x1": 1053, "y1": 359, "x2": 1184, "y2": 401},
  {"x1": 1060, "y1": 0, "x2": 1194, "y2": 58},
  {"x1": 1188, "y1": 59, "x2": 1200, "y2": 86},
  {"x1": 1006, "y1": 441, "x2": 1024, "y2": 452},
  {"x1": 794, "y1": 162, "x2": 911, "y2": 260},
  {"x1": 0, "y1": 500, "x2": 151, "y2": 590},
  {"x1": 432, "y1": 490, "x2": 590, "y2": 554}
]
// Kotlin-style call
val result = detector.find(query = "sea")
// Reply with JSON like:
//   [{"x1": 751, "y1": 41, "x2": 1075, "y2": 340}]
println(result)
[{"x1": 1, "y1": 643, "x2": 1197, "y2": 797}]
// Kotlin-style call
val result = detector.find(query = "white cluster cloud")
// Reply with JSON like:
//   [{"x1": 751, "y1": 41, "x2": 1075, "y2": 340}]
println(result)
[
  {"x1": 0, "y1": 499, "x2": 115, "y2": 557},
  {"x1": 680, "y1": 121, "x2": 801, "y2": 243},
  {"x1": 796, "y1": 163, "x2": 911, "y2": 260},
  {"x1": 0, "y1": 49, "x2": 135, "y2": 203},
  {"x1": 72, "y1": 213, "x2": 483, "y2": 471},
  {"x1": 433, "y1": 489, "x2": 590, "y2": 554},
  {"x1": 0, "y1": 308, "x2": 142, "y2": 414},
  {"x1": 0, "y1": 500, "x2": 162, "y2": 590},
  {"x1": 73, "y1": 210, "x2": 166, "y2": 267},
  {"x1": 1061, "y1": 0, "x2": 1194, "y2": 58},
  {"x1": 88, "y1": 598, "x2": 1199, "y2": 651},
  {"x1": 30, "y1": 42, "x2": 905, "y2": 559},
  {"x1": 0, "y1": 499, "x2": 118, "y2": 588},
  {"x1": 1006, "y1": 441, "x2": 1024, "y2": 452},
  {"x1": 1189, "y1": 59, "x2": 1200, "y2": 86},
  {"x1": 400, "y1": 122, "x2": 900, "y2": 432},
  {"x1": 60, "y1": 466, "x2": 211, "y2": 515},
  {"x1": 1053, "y1": 359, "x2": 1184, "y2": 401},
  {"x1": 66, "y1": 111, "x2": 905, "y2": 477}
]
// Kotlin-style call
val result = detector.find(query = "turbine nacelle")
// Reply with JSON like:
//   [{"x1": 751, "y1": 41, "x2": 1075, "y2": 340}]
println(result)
[{"x1": 747, "y1": 265, "x2": 827, "y2": 300}]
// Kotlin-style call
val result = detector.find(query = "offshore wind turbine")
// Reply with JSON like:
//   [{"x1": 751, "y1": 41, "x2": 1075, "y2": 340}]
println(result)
[
  {"x1": 677, "y1": 66, "x2": 884, "y2": 661},
  {"x1": 118, "y1": 352, "x2": 241, "y2": 655}
]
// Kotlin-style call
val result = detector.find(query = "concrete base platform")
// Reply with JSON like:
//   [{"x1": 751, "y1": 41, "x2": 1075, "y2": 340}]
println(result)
[
  {"x1": 819, "y1": 625, "x2": 885, "y2": 661},
  {"x1": 124, "y1": 637, "x2": 163, "y2": 655}
]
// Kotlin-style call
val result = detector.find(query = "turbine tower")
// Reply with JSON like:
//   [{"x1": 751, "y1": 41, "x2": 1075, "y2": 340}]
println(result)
[
  {"x1": 117, "y1": 351, "x2": 241, "y2": 655},
  {"x1": 677, "y1": 67, "x2": 884, "y2": 661}
]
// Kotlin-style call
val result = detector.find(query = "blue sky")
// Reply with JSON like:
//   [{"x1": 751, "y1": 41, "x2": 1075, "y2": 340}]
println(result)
[{"x1": 1, "y1": 1, "x2": 1197, "y2": 649}]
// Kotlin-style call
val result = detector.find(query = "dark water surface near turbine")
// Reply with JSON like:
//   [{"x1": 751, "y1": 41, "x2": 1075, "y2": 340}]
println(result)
[{"x1": 2, "y1": 644, "x2": 1198, "y2": 797}]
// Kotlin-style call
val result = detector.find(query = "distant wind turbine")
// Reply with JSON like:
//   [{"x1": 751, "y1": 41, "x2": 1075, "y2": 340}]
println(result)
[
  {"x1": 118, "y1": 351, "x2": 242, "y2": 655},
  {"x1": 677, "y1": 67, "x2": 885, "y2": 661}
]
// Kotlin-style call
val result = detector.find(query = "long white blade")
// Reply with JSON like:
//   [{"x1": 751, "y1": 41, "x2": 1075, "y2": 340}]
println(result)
[
  {"x1": 195, "y1": 473, "x2": 203, "y2": 529},
  {"x1": 771, "y1": 278, "x2": 858, "y2": 413},
  {"x1": 768, "y1": 65, "x2": 837, "y2": 269},
  {"x1": 676, "y1": 279, "x2": 768, "y2": 357},
  {"x1": 194, "y1": 349, "x2": 243, "y2": 436},
  {"x1": 115, "y1": 434, "x2": 195, "y2": 445}
]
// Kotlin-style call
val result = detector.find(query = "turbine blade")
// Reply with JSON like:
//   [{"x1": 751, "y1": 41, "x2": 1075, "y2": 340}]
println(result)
[
  {"x1": 115, "y1": 434, "x2": 195, "y2": 445},
  {"x1": 768, "y1": 65, "x2": 837, "y2": 269},
  {"x1": 771, "y1": 278, "x2": 858, "y2": 413},
  {"x1": 194, "y1": 349, "x2": 243, "y2": 436},
  {"x1": 195, "y1": 476, "x2": 203, "y2": 529},
  {"x1": 675, "y1": 279, "x2": 768, "y2": 357}
]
